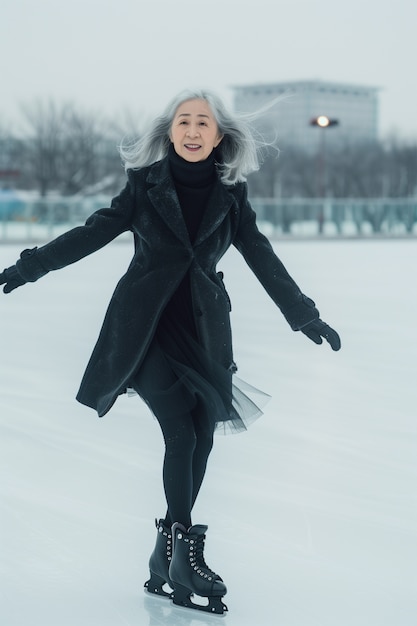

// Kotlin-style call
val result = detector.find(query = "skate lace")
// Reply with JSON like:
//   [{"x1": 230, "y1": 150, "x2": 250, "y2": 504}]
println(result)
[{"x1": 193, "y1": 535, "x2": 217, "y2": 578}]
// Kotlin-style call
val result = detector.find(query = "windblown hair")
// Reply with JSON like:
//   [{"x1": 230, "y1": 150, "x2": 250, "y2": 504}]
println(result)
[{"x1": 119, "y1": 89, "x2": 275, "y2": 186}]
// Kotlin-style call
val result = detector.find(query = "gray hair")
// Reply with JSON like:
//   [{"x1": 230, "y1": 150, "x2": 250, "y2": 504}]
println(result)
[{"x1": 119, "y1": 89, "x2": 273, "y2": 186}]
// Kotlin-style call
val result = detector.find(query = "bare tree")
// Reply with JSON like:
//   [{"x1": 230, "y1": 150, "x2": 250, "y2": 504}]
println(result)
[
  {"x1": 18, "y1": 100, "x2": 125, "y2": 197},
  {"x1": 248, "y1": 139, "x2": 417, "y2": 201},
  {"x1": 19, "y1": 100, "x2": 70, "y2": 196},
  {"x1": 0, "y1": 121, "x2": 24, "y2": 189}
]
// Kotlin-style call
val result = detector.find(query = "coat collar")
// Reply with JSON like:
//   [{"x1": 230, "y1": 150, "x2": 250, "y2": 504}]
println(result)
[{"x1": 146, "y1": 156, "x2": 235, "y2": 248}]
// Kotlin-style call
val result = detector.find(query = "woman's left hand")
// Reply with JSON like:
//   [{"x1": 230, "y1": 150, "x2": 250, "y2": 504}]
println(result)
[{"x1": 301, "y1": 319, "x2": 341, "y2": 351}]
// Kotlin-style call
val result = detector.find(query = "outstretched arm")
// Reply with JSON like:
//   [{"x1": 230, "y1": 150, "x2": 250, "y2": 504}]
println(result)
[
  {"x1": 233, "y1": 184, "x2": 340, "y2": 351},
  {"x1": 0, "y1": 177, "x2": 134, "y2": 294}
]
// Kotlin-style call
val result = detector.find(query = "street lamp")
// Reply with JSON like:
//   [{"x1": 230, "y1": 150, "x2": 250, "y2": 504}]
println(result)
[
  {"x1": 310, "y1": 115, "x2": 339, "y2": 129},
  {"x1": 310, "y1": 115, "x2": 339, "y2": 233}
]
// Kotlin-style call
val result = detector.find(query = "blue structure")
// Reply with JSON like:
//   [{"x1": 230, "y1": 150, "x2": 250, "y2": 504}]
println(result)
[{"x1": 0, "y1": 189, "x2": 24, "y2": 219}]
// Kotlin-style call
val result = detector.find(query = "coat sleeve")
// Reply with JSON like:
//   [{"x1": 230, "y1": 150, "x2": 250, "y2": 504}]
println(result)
[
  {"x1": 14, "y1": 175, "x2": 135, "y2": 284},
  {"x1": 233, "y1": 183, "x2": 319, "y2": 330}
]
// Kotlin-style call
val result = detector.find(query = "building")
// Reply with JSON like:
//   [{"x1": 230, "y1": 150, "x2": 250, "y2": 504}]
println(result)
[{"x1": 232, "y1": 80, "x2": 380, "y2": 152}]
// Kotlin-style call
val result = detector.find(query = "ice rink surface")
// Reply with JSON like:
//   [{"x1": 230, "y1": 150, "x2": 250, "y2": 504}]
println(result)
[{"x1": 1, "y1": 237, "x2": 416, "y2": 626}]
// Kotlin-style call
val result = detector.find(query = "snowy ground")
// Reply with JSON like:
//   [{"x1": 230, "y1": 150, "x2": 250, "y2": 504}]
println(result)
[{"x1": 1, "y1": 237, "x2": 416, "y2": 626}]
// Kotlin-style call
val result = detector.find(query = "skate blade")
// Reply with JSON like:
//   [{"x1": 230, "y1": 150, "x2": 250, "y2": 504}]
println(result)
[
  {"x1": 144, "y1": 573, "x2": 173, "y2": 599},
  {"x1": 172, "y1": 585, "x2": 228, "y2": 615}
]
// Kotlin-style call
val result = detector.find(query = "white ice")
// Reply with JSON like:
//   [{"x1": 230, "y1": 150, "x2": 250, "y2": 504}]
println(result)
[{"x1": 1, "y1": 237, "x2": 416, "y2": 626}]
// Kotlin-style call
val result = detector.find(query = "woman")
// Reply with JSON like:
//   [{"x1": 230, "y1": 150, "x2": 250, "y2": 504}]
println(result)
[{"x1": 0, "y1": 89, "x2": 340, "y2": 614}]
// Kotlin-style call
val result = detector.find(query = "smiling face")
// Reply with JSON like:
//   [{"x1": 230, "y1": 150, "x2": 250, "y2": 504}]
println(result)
[{"x1": 170, "y1": 99, "x2": 223, "y2": 162}]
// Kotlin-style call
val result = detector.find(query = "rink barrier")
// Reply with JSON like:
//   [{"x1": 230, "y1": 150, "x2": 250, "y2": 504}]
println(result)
[{"x1": 1, "y1": 195, "x2": 416, "y2": 242}]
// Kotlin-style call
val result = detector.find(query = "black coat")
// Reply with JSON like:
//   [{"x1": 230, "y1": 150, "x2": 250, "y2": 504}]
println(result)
[{"x1": 15, "y1": 156, "x2": 317, "y2": 416}]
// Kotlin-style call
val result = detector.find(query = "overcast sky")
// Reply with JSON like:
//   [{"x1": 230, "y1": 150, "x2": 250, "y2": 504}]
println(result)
[{"x1": 1, "y1": 0, "x2": 416, "y2": 139}]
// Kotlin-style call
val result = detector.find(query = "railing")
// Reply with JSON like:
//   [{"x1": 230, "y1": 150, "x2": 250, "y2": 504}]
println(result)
[
  {"x1": 250, "y1": 197, "x2": 417, "y2": 237},
  {"x1": 1, "y1": 194, "x2": 416, "y2": 243},
  {"x1": 0, "y1": 193, "x2": 111, "y2": 243}
]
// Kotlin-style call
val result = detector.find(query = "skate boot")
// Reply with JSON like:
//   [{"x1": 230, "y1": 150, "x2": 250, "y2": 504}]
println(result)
[
  {"x1": 144, "y1": 519, "x2": 173, "y2": 598},
  {"x1": 169, "y1": 523, "x2": 228, "y2": 614}
]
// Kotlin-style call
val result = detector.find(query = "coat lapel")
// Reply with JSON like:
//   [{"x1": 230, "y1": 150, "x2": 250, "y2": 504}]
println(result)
[
  {"x1": 146, "y1": 157, "x2": 235, "y2": 248},
  {"x1": 146, "y1": 159, "x2": 191, "y2": 248},
  {"x1": 194, "y1": 177, "x2": 235, "y2": 246}
]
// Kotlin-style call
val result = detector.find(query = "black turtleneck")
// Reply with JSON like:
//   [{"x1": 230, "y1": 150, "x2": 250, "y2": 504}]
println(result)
[
  {"x1": 159, "y1": 145, "x2": 217, "y2": 339},
  {"x1": 168, "y1": 143, "x2": 216, "y2": 243}
]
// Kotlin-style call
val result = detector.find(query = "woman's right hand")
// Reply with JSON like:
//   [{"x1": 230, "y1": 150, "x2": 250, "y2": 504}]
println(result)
[{"x1": 0, "y1": 266, "x2": 26, "y2": 293}]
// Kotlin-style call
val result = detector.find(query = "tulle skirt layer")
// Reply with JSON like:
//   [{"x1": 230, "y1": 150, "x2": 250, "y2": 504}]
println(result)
[{"x1": 130, "y1": 310, "x2": 270, "y2": 435}]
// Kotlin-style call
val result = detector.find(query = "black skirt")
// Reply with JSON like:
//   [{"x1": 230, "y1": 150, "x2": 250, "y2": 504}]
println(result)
[{"x1": 131, "y1": 278, "x2": 270, "y2": 434}]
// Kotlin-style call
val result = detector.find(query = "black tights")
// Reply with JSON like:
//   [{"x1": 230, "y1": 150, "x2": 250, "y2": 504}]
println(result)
[
  {"x1": 132, "y1": 339, "x2": 215, "y2": 528},
  {"x1": 158, "y1": 406, "x2": 214, "y2": 528}
]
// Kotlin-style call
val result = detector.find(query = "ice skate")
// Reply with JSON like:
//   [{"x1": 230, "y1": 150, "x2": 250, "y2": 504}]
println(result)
[
  {"x1": 144, "y1": 519, "x2": 174, "y2": 598},
  {"x1": 169, "y1": 523, "x2": 228, "y2": 614}
]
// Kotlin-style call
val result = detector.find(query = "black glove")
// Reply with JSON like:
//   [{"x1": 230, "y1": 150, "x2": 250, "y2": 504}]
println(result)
[
  {"x1": 0, "y1": 266, "x2": 26, "y2": 294},
  {"x1": 301, "y1": 319, "x2": 341, "y2": 351},
  {"x1": 283, "y1": 294, "x2": 341, "y2": 351}
]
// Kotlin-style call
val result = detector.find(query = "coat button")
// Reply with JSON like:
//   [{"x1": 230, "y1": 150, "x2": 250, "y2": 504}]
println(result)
[{"x1": 196, "y1": 309, "x2": 203, "y2": 317}]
